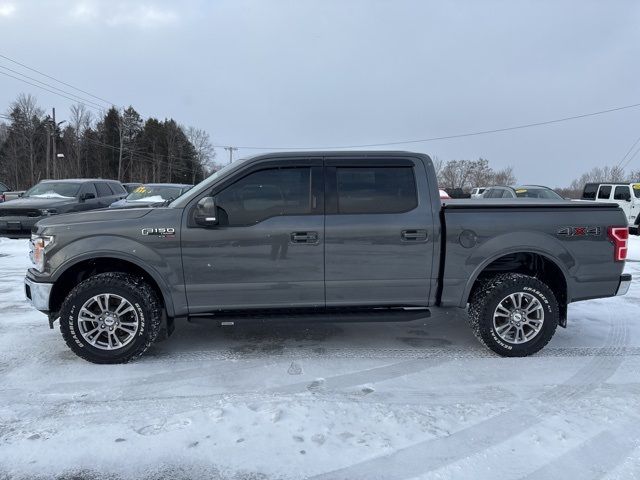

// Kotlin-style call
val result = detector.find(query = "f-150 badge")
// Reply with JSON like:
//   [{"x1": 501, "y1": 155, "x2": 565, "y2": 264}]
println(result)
[{"x1": 141, "y1": 227, "x2": 176, "y2": 237}]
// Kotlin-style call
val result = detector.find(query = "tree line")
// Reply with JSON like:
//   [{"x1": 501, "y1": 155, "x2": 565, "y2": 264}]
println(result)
[
  {"x1": 0, "y1": 93, "x2": 219, "y2": 190},
  {"x1": 434, "y1": 157, "x2": 517, "y2": 192},
  {"x1": 557, "y1": 165, "x2": 640, "y2": 198}
]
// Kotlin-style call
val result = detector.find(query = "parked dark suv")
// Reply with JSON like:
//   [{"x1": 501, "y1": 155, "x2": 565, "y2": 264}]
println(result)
[{"x1": 0, "y1": 179, "x2": 126, "y2": 238}]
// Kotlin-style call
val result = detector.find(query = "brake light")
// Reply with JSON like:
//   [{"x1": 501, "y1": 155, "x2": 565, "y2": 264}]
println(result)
[{"x1": 607, "y1": 227, "x2": 629, "y2": 261}]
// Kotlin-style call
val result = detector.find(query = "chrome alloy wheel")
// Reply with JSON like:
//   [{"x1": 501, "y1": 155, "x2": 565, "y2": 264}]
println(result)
[
  {"x1": 77, "y1": 294, "x2": 139, "y2": 350},
  {"x1": 492, "y1": 292, "x2": 545, "y2": 344}
]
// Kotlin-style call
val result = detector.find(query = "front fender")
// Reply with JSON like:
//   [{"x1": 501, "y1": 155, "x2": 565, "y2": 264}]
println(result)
[{"x1": 46, "y1": 235, "x2": 185, "y2": 317}]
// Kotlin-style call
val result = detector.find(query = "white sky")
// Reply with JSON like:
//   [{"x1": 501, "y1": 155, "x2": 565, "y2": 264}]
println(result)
[{"x1": 1, "y1": 0, "x2": 639, "y2": 186}]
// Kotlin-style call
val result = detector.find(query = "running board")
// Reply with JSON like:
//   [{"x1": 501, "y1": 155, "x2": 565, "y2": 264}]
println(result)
[{"x1": 189, "y1": 307, "x2": 430, "y2": 324}]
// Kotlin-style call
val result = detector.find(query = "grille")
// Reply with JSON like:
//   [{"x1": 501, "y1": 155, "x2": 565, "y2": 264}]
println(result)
[{"x1": 0, "y1": 209, "x2": 41, "y2": 218}]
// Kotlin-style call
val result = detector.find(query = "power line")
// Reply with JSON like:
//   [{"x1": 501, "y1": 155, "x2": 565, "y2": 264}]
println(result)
[
  {"x1": 0, "y1": 70, "x2": 104, "y2": 112},
  {"x1": 214, "y1": 101, "x2": 640, "y2": 151},
  {"x1": 617, "y1": 133, "x2": 640, "y2": 170},
  {"x1": 620, "y1": 144, "x2": 640, "y2": 172},
  {"x1": 0, "y1": 53, "x2": 114, "y2": 105},
  {"x1": 0, "y1": 64, "x2": 107, "y2": 110}
]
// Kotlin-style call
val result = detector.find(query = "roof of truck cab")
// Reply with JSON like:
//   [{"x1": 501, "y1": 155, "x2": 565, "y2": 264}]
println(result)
[
  {"x1": 240, "y1": 151, "x2": 429, "y2": 160},
  {"x1": 39, "y1": 178, "x2": 120, "y2": 183}
]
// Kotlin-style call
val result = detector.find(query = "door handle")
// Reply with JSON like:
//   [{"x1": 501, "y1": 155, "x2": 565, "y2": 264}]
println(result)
[
  {"x1": 401, "y1": 229, "x2": 428, "y2": 242},
  {"x1": 290, "y1": 231, "x2": 319, "y2": 244}
]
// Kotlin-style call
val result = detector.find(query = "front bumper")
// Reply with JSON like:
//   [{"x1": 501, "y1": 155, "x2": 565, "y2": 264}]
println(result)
[
  {"x1": 24, "y1": 276, "x2": 53, "y2": 311},
  {"x1": 616, "y1": 274, "x2": 632, "y2": 296}
]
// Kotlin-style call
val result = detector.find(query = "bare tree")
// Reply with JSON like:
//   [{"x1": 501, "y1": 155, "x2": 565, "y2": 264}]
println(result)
[
  {"x1": 186, "y1": 126, "x2": 215, "y2": 182},
  {"x1": 11, "y1": 94, "x2": 44, "y2": 186},
  {"x1": 492, "y1": 166, "x2": 516, "y2": 186},
  {"x1": 69, "y1": 104, "x2": 93, "y2": 177}
]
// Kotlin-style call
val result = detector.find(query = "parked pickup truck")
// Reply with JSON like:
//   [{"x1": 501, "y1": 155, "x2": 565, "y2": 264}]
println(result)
[{"x1": 24, "y1": 152, "x2": 631, "y2": 363}]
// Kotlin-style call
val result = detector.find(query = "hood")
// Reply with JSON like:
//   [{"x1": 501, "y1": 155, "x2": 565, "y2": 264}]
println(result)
[
  {"x1": 35, "y1": 208, "x2": 153, "y2": 230},
  {"x1": 109, "y1": 199, "x2": 163, "y2": 209},
  {"x1": 0, "y1": 196, "x2": 76, "y2": 209}
]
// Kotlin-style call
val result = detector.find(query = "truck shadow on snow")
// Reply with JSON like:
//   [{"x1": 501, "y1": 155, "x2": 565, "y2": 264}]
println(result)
[{"x1": 143, "y1": 309, "x2": 471, "y2": 360}]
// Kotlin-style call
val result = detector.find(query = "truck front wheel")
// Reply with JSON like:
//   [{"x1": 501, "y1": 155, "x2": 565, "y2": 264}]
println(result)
[
  {"x1": 468, "y1": 273, "x2": 559, "y2": 357},
  {"x1": 59, "y1": 272, "x2": 163, "y2": 364}
]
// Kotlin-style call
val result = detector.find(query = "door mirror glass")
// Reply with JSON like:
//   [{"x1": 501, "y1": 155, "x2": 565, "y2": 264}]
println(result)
[{"x1": 194, "y1": 197, "x2": 218, "y2": 226}]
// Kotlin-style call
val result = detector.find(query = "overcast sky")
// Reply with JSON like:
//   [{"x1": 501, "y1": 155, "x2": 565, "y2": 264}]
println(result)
[{"x1": 1, "y1": 0, "x2": 639, "y2": 186}]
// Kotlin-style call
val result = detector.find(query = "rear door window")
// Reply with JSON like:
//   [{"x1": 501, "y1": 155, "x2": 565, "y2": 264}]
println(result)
[
  {"x1": 108, "y1": 182, "x2": 127, "y2": 195},
  {"x1": 597, "y1": 185, "x2": 612, "y2": 199},
  {"x1": 335, "y1": 167, "x2": 417, "y2": 214},
  {"x1": 95, "y1": 182, "x2": 113, "y2": 197},
  {"x1": 79, "y1": 183, "x2": 97, "y2": 198}
]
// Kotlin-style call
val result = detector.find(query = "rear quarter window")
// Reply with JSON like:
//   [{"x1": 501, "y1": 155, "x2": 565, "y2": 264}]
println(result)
[{"x1": 582, "y1": 183, "x2": 598, "y2": 200}]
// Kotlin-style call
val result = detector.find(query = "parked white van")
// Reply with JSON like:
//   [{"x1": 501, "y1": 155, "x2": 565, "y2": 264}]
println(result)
[{"x1": 582, "y1": 182, "x2": 640, "y2": 226}]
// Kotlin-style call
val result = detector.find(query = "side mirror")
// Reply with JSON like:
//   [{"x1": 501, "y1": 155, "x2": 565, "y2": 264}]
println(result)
[
  {"x1": 80, "y1": 192, "x2": 96, "y2": 202},
  {"x1": 194, "y1": 197, "x2": 218, "y2": 226}
]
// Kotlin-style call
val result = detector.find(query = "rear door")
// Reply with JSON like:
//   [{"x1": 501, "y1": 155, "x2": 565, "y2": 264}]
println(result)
[
  {"x1": 324, "y1": 156, "x2": 435, "y2": 306},
  {"x1": 596, "y1": 184, "x2": 613, "y2": 202}
]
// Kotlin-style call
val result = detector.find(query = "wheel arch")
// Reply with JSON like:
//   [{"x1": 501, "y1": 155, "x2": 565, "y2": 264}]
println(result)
[
  {"x1": 463, "y1": 249, "x2": 570, "y2": 326},
  {"x1": 49, "y1": 254, "x2": 176, "y2": 318}
]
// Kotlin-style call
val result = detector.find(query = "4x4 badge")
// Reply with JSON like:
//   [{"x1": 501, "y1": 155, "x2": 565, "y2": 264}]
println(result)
[{"x1": 557, "y1": 226, "x2": 601, "y2": 236}]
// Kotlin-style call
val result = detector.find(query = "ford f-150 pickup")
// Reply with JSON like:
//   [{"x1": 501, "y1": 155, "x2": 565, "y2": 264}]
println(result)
[{"x1": 24, "y1": 151, "x2": 631, "y2": 363}]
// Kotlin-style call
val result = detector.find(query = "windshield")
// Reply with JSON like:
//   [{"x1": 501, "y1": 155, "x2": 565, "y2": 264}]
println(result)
[
  {"x1": 24, "y1": 182, "x2": 80, "y2": 199},
  {"x1": 127, "y1": 185, "x2": 184, "y2": 202},
  {"x1": 633, "y1": 184, "x2": 640, "y2": 198},
  {"x1": 515, "y1": 187, "x2": 562, "y2": 199}
]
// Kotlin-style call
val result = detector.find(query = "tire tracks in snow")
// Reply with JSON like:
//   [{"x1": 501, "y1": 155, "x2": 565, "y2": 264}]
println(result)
[
  {"x1": 517, "y1": 420, "x2": 640, "y2": 480},
  {"x1": 309, "y1": 314, "x2": 630, "y2": 480}
]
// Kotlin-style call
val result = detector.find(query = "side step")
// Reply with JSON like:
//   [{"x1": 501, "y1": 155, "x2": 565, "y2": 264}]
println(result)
[{"x1": 190, "y1": 307, "x2": 431, "y2": 325}]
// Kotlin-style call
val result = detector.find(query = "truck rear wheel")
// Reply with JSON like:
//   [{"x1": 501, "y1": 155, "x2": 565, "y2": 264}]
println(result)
[
  {"x1": 468, "y1": 273, "x2": 558, "y2": 357},
  {"x1": 59, "y1": 272, "x2": 162, "y2": 364}
]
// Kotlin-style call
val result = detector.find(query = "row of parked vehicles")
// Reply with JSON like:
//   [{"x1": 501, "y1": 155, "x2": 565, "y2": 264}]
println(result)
[{"x1": 0, "y1": 179, "x2": 192, "y2": 238}]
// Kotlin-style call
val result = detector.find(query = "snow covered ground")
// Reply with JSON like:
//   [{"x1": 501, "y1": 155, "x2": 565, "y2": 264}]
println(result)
[{"x1": 1, "y1": 237, "x2": 640, "y2": 480}]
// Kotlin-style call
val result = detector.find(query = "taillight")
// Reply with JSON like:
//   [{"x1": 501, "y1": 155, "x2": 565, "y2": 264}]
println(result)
[{"x1": 607, "y1": 226, "x2": 629, "y2": 261}]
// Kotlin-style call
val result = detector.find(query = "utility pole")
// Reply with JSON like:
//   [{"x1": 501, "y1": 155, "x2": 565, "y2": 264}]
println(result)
[
  {"x1": 224, "y1": 146, "x2": 238, "y2": 164},
  {"x1": 52, "y1": 107, "x2": 57, "y2": 179}
]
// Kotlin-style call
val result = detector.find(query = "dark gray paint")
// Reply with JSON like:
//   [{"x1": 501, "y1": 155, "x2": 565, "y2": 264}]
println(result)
[{"x1": 28, "y1": 151, "x2": 627, "y2": 322}]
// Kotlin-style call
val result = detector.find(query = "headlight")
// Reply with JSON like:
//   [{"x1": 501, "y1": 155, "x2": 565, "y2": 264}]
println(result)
[
  {"x1": 40, "y1": 209, "x2": 58, "y2": 216},
  {"x1": 29, "y1": 234, "x2": 54, "y2": 272}
]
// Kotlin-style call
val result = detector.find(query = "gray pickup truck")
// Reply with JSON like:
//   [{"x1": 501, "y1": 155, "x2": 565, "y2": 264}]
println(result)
[{"x1": 24, "y1": 152, "x2": 631, "y2": 363}]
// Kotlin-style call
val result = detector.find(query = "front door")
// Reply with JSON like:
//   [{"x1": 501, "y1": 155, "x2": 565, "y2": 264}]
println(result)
[
  {"x1": 324, "y1": 157, "x2": 436, "y2": 307},
  {"x1": 181, "y1": 159, "x2": 324, "y2": 313}
]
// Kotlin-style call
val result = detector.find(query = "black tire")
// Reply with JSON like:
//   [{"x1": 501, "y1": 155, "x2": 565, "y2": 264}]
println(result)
[
  {"x1": 59, "y1": 272, "x2": 163, "y2": 364},
  {"x1": 468, "y1": 273, "x2": 559, "y2": 357}
]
